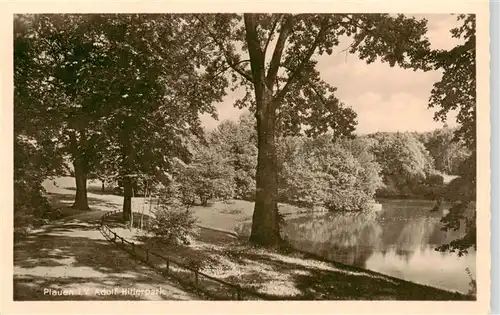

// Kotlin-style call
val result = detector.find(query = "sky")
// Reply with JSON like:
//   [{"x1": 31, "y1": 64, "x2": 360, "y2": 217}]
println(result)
[{"x1": 199, "y1": 14, "x2": 463, "y2": 135}]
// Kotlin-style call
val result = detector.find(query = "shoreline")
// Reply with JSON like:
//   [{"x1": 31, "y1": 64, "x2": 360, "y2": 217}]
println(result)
[{"x1": 102, "y1": 212, "x2": 470, "y2": 301}]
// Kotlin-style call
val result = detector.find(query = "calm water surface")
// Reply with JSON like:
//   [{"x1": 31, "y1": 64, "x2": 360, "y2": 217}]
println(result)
[{"x1": 238, "y1": 199, "x2": 476, "y2": 294}]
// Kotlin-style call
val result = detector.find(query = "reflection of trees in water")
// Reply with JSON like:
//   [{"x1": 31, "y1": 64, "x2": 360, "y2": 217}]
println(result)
[
  {"x1": 242, "y1": 200, "x2": 472, "y2": 270},
  {"x1": 394, "y1": 218, "x2": 438, "y2": 251},
  {"x1": 380, "y1": 214, "x2": 466, "y2": 250},
  {"x1": 378, "y1": 199, "x2": 467, "y2": 247},
  {"x1": 379, "y1": 247, "x2": 413, "y2": 263},
  {"x1": 284, "y1": 212, "x2": 382, "y2": 268},
  {"x1": 283, "y1": 205, "x2": 465, "y2": 267}
]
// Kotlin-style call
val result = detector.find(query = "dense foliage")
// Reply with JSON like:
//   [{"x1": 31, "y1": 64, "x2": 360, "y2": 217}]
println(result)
[
  {"x1": 367, "y1": 132, "x2": 444, "y2": 199},
  {"x1": 417, "y1": 127, "x2": 470, "y2": 175},
  {"x1": 14, "y1": 14, "x2": 227, "y2": 220},
  {"x1": 174, "y1": 145, "x2": 236, "y2": 206},
  {"x1": 278, "y1": 136, "x2": 383, "y2": 212},
  {"x1": 207, "y1": 115, "x2": 258, "y2": 200},
  {"x1": 426, "y1": 14, "x2": 476, "y2": 256},
  {"x1": 14, "y1": 137, "x2": 62, "y2": 227}
]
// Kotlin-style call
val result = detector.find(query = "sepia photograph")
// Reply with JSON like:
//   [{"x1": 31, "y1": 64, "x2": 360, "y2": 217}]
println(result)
[{"x1": 3, "y1": 1, "x2": 491, "y2": 314}]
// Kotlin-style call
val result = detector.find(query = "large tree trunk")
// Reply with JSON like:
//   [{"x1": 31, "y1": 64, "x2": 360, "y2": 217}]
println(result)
[
  {"x1": 243, "y1": 14, "x2": 293, "y2": 247},
  {"x1": 72, "y1": 158, "x2": 90, "y2": 210},
  {"x1": 249, "y1": 97, "x2": 282, "y2": 247},
  {"x1": 122, "y1": 176, "x2": 133, "y2": 222}
]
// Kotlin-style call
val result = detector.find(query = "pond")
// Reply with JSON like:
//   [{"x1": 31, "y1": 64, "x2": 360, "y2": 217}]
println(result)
[{"x1": 237, "y1": 199, "x2": 476, "y2": 294}]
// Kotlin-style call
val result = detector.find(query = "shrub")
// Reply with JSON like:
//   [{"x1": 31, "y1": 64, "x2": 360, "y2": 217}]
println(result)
[
  {"x1": 279, "y1": 136, "x2": 382, "y2": 212},
  {"x1": 148, "y1": 196, "x2": 198, "y2": 245},
  {"x1": 425, "y1": 173, "x2": 445, "y2": 186}
]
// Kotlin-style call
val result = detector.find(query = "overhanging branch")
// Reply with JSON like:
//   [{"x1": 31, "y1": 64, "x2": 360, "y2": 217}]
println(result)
[
  {"x1": 273, "y1": 16, "x2": 331, "y2": 105},
  {"x1": 194, "y1": 15, "x2": 254, "y2": 84},
  {"x1": 210, "y1": 59, "x2": 251, "y2": 79}
]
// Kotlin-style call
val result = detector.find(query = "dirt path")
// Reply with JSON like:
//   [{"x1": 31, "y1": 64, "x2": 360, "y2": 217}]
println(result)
[{"x1": 13, "y1": 211, "x2": 199, "y2": 301}]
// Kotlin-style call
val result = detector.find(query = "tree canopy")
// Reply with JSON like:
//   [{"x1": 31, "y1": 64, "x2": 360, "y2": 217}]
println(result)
[
  {"x1": 188, "y1": 13, "x2": 433, "y2": 246},
  {"x1": 14, "y1": 14, "x2": 228, "y2": 219}
]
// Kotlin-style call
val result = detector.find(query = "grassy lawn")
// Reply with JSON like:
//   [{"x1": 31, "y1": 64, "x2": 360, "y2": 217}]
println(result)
[
  {"x1": 42, "y1": 176, "x2": 306, "y2": 235},
  {"x1": 190, "y1": 199, "x2": 307, "y2": 234}
]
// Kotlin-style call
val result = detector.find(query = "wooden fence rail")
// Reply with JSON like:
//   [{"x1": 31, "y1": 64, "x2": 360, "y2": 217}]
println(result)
[{"x1": 99, "y1": 210, "x2": 272, "y2": 300}]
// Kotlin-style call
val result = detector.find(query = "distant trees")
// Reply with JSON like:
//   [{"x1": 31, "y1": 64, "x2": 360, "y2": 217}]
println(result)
[
  {"x1": 187, "y1": 119, "x2": 469, "y2": 212},
  {"x1": 368, "y1": 132, "x2": 439, "y2": 198},
  {"x1": 173, "y1": 115, "x2": 386, "y2": 214},
  {"x1": 208, "y1": 115, "x2": 258, "y2": 200},
  {"x1": 278, "y1": 135, "x2": 383, "y2": 212},
  {"x1": 418, "y1": 127, "x2": 470, "y2": 175},
  {"x1": 174, "y1": 145, "x2": 236, "y2": 206},
  {"x1": 172, "y1": 113, "x2": 257, "y2": 205},
  {"x1": 14, "y1": 137, "x2": 64, "y2": 227}
]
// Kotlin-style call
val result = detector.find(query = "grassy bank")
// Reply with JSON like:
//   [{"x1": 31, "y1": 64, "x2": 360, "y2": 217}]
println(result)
[{"x1": 105, "y1": 212, "x2": 469, "y2": 301}]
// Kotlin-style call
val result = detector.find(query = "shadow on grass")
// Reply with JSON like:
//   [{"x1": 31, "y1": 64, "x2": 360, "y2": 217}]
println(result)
[
  {"x1": 64, "y1": 186, "x2": 118, "y2": 196},
  {"x1": 46, "y1": 192, "x2": 122, "y2": 213},
  {"x1": 105, "y1": 221, "x2": 472, "y2": 301}
]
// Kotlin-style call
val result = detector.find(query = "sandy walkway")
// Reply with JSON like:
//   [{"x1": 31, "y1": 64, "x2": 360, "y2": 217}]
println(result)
[{"x1": 13, "y1": 211, "x2": 199, "y2": 301}]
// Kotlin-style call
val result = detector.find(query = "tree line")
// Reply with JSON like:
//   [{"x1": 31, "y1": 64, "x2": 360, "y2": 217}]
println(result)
[
  {"x1": 177, "y1": 118, "x2": 470, "y2": 206},
  {"x1": 14, "y1": 13, "x2": 476, "y2": 254}
]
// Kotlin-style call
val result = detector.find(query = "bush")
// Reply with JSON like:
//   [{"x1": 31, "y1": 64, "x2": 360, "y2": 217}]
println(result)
[
  {"x1": 234, "y1": 169, "x2": 256, "y2": 200},
  {"x1": 148, "y1": 196, "x2": 198, "y2": 245},
  {"x1": 425, "y1": 173, "x2": 444, "y2": 186},
  {"x1": 278, "y1": 136, "x2": 382, "y2": 212}
]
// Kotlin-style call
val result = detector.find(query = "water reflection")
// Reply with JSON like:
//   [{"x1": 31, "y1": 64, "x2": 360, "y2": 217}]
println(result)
[
  {"x1": 236, "y1": 199, "x2": 476, "y2": 294},
  {"x1": 281, "y1": 211, "x2": 383, "y2": 269}
]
